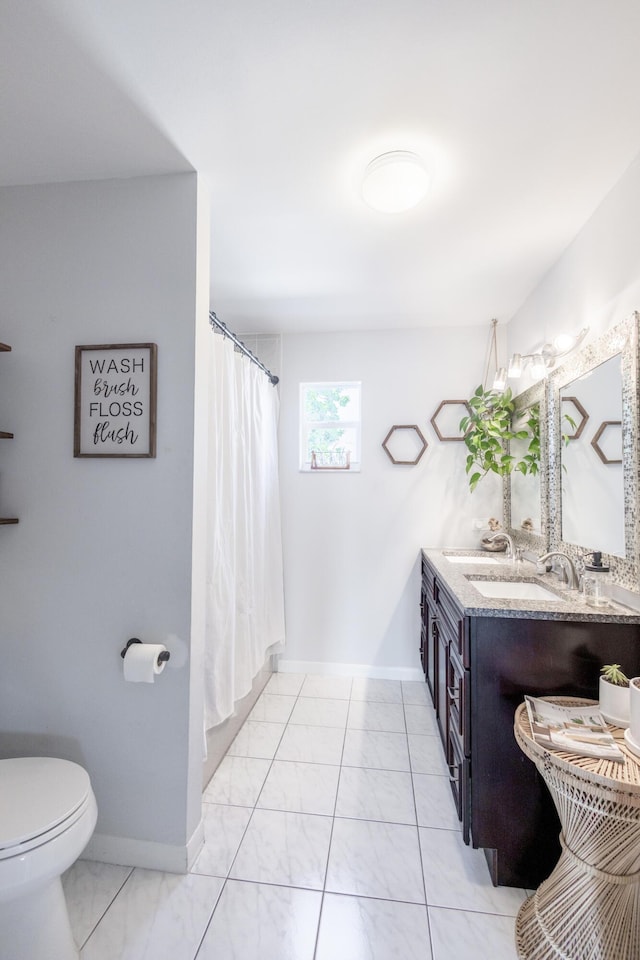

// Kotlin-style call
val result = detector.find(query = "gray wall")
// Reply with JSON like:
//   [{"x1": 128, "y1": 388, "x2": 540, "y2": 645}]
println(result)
[{"x1": 0, "y1": 173, "x2": 207, "y2": 870}]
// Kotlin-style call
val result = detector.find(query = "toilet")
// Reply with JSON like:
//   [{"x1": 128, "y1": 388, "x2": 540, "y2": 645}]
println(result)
[{"x1": 0, "y1": 756, "x2": 98, "y2": 960}]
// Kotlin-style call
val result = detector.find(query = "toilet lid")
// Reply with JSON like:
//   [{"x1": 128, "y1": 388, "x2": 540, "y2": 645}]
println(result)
[{"x1": 0, "y1": 757, "x2": 91, "y2": 851}]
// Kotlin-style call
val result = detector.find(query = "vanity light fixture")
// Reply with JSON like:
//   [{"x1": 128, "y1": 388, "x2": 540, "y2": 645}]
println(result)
[
  {"x1": 361, "y1": 151, "x2": 430, "y2": 213},
  {"x1": 507, "y1": 327, "x2": 589, "y2": 380}
]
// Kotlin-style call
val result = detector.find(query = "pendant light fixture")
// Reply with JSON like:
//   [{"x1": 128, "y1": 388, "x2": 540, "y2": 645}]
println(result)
[{"x1": 483, "y1": 318, "x2": 507, "y2": 392}]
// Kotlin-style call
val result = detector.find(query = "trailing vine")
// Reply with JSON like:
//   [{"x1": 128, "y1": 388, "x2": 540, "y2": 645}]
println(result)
[
  {"x1": 514, "y1": 402, "x2": 540, "y2": 477},
  {"x1": 459, "y1": 385, "x2": 534, "y2": 492}
]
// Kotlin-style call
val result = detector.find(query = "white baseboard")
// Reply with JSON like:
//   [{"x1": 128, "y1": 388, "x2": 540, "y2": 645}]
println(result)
[
  {"x1": 187, "y1": 817, "x2": 206, "y2": 871},
  {"x1": 83, "y1": 817, "x2": 205, "y2": 875},
  {"x1": 275, "y1": 659, "x2": 424, "y2": 682}
]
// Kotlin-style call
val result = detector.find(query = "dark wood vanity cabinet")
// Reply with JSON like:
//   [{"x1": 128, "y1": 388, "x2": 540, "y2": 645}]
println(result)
[
  {"x1": 420, "y1": 551, "x2": 640, "y2": 889},
  {"x1": 421, "y1": 556, "x2": 471, "y2": 841}
]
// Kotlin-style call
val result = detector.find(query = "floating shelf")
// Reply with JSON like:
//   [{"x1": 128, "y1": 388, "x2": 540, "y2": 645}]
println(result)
[
  {"x1": 0, "y1": 343, "x2": 11, "y2": 352},
  {"x1": 0, "y1": 519, "x2": 19, "y2": 525},
  {"x1": 0, "y1": 431, "x2": 14, "y2": 439}
]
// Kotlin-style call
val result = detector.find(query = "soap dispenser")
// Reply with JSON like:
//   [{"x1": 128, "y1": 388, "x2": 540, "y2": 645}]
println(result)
[{"x1": 583, "y1": 551, "x2": 610, "y2": 607}]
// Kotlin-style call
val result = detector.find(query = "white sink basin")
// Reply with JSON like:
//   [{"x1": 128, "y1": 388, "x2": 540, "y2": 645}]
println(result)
[
  {"x1": 469, "y1": 579, "x2": 564, "y2": 601},
  {"x1": 445, "y1": 554, "x2": 506, "y2": 565}
]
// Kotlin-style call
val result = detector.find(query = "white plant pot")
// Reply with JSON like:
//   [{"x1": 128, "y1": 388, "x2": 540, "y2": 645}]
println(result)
[
  {"x1": 629, "y1": 678, "x2": 640, "y2": 745},
  {"x1": 598, "y1": 676, "x2": 630, "y2": 727}
]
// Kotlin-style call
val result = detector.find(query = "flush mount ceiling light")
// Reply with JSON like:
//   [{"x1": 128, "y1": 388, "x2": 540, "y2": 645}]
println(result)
[{"x1": 362, "y1": 151, "x2": 430, "y2": 213}]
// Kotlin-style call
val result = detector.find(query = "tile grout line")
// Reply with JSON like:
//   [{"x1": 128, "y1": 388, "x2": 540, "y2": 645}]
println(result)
[
  {"x1": 404, "y1": 688, "x2": 438, "y2": 959},
  {"x1": 79, "y1": 866, "x2": 135, "y2": 951},
  {"x1": 311, "y1": 681, "x2": 351, "y2": 960},
  {"x1": 192, "y1": 874, "x2": 227, "y2": 960}
]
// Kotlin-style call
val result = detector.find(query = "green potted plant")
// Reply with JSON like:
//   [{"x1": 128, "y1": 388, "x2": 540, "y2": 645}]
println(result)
[
  {"x1": 460, "y1": 387, "x2": 575, "y2": 492},
  {"x1": 459, "y1": 385, "x2": 529, "y2": 491},
  {"x1": 599, "y1": 664, "x2": 630, "y2": 727}
]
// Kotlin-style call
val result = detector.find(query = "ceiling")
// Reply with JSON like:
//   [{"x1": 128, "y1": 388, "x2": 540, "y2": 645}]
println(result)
[{"x1": 3, "y1": 1, "x2": 640, "y2": 334}]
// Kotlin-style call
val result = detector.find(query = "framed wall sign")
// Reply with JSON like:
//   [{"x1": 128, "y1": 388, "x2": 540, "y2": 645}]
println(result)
[{"x1": 74, "y1": 343, "x2": 157, "y2": 458}]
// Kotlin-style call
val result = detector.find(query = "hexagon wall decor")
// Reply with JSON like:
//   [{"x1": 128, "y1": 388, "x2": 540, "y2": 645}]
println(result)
[
  {"x1": 561, "y1": 395, "x2": 589, "y2": 439},
  {"x1": 430, "y1": 400, "x2": 472, "y2": 441},
  {"x1": 591, "y1": 420, "x2": 622, "y2": 464},
  {"x1": 382, "y1": 425, "x2": 428, "y2": 465}
]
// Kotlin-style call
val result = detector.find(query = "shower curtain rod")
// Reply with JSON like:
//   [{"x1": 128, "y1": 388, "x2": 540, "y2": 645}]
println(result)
[{"x1": 209, "y1": 311, "x2": 279, "y2": 385}]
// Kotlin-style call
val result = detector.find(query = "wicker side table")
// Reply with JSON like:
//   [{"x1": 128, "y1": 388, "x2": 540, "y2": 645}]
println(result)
[{"x1": 514, "y1": 698, "x2": 640, "y2": 960}]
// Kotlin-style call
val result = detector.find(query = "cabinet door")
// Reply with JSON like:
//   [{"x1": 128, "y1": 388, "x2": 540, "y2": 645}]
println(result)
[
  {"x1": 420, "y1": 576, "x2": 428, "y2": 673},
  {"x1": 436, "y1": 626, "x2": 448, "y2": 750},
  {"x1": 426, "y1": 602, "x2": 438, "y2": 708},
  {"x1": 420, "y1": 555, "x2": 438, "y2": 708},
  {"x1": 447, "y1": 724, "x2": 470, "y2": 844},
  {"x1": 447, "y1": 647, "x2": 470, "y2": 754}
]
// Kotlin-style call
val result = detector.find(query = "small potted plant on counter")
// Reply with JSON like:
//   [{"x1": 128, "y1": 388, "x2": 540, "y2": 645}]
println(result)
[{"x1": 599, "y1": 664, "x2": 630, "y2": 727}]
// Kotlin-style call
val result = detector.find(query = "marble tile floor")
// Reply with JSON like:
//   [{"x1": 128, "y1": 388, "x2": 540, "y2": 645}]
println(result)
[{"x1": 63, "y1": 674, "x2": 527, "y2": 959}]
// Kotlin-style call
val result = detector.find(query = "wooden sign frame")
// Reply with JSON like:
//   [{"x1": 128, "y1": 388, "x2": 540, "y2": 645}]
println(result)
[{"x1": 74, "y1": 343, "x2": 157, "y2": 458}]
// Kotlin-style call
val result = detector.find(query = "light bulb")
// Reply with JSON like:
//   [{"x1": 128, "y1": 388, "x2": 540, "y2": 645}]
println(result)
[
  {"x1": 553, "y1": 333, "x2": 575, "y2": 353},
  {"x1": 530, "y1": 355, "x2": 547, "y2": 379},
  {"x1": 493, "y1": 367, "x2": 508, "y2": 391},
  {"x1": 508, "y1": 354, "x2": 523, "y2": 378}
]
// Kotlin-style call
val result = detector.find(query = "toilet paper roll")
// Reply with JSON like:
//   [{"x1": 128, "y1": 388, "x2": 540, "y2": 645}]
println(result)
[{"x1": 123, "y1": 643, "x2": 168, "y2": 683}]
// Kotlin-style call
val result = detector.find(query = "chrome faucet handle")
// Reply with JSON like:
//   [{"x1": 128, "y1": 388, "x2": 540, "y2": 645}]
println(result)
[
  {"x1": 487, "y1": 532, "x2": 514, "y2": 559},
  {"x1": 536, "y1": 551, "x2": 579, "y2": 590}
]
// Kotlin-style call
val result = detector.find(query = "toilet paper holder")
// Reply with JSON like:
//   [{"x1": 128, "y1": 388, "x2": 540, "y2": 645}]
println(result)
[{"x1": 120, "y1": 637, "x2": 171, "y2": 664}]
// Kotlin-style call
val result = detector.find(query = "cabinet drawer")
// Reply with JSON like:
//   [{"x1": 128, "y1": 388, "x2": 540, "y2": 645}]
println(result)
[
  {"x1": 421, "y1": 553, "x2": 436, "y2": 601},
  {"x1": 436, "y1": 582, "x2": 469, "y2": 666}
]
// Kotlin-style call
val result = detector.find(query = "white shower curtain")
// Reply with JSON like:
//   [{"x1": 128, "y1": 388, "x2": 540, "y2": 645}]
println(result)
[{"x1": 204, "y1": 331, "x2": 285, "y2": 729}]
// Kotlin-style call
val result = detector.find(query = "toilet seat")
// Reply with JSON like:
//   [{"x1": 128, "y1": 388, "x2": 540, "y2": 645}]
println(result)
[{"x1": 0, "y1": 757, "x2": 92, "y2": 860}]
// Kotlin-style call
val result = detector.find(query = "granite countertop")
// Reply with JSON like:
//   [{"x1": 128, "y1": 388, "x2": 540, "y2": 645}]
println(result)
[{"x1": 422, "y1": 548, "x2": 640, "y2": 624}]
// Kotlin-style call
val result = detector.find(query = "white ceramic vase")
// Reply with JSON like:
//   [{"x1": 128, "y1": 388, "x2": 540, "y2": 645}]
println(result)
[
  {"x1": 598, "y1": 676, "x2": 630, "y2": 727},
  {"x1": 629, "y1": 678, "x2": 640, "y2": 744}
]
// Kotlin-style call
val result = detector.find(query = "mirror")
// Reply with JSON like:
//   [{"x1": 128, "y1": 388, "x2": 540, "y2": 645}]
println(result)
[
  {"x1": 548, "y1": 311, "x2": 639, "y2": 590},
  {"x1": 505, "y1": 379, "x2": 548, "y2": 551},
  {"x1": 560, "y1": 354, "x2": 624, "y2": 556}
]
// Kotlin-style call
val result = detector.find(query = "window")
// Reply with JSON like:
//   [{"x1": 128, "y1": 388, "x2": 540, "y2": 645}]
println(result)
[{"x1": 300, "y1": 382, "x2": 361, "y2": 471}]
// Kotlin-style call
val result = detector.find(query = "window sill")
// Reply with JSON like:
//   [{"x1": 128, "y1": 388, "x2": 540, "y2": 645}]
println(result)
[{"x1": 300, "y1": 463, "x2": 361, "y2": 473}]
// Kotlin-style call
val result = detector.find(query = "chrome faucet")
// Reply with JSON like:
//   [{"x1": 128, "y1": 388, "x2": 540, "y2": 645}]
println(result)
[
  {"x1": 487, "y1": 532, "x2": 515, "y2": 559},
  {"x1": 537, "y1": 551, "x2": 579, "y2": 590}
]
